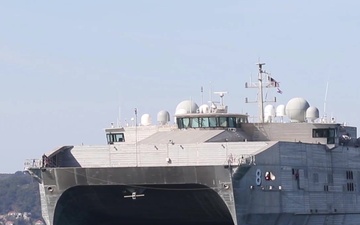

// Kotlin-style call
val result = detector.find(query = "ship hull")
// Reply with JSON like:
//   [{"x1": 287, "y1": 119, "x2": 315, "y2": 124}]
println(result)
[{"x1": 37, "y1": 166, "x2": 236, "y2": 225}]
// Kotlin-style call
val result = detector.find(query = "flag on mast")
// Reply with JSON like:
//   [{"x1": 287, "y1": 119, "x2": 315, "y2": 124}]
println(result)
[{"x1": 267, "y1": 75, "x2": 280, "y2": 87}]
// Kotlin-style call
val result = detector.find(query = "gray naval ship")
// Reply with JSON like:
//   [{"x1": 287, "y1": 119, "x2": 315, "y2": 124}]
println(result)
[{"x1": 25, "y1": 64, "x2": 360, "y2": 225}]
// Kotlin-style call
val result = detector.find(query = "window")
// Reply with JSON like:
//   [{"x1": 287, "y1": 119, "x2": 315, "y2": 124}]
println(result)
[
  {"x1": 182, "y1": 118, "x2": 190, "y2": 128},
  {"x1": 106, "y1": 133, "x2": 125, "y2": 144},
  {"x1": 324, "y1": 185, "x2": 329, "y2": 191},
  {"x1": 347, "y1": 182, "x2": 355, "y2": 192},
  {"x1": 114, "y1": 133, "x2": 125, "y2": 142},
  {"x1": 209, "y1": 117, "x2": 217, "y2": 127},
  {"x1": 313, "y1": 129, "x2": 326, "y2": 137},
  {"x1": 236, "y1": 117, "x2": 245, "y2": 127},
  {"x1": 177, "y1": 118, "x2": 184, "y2": 129},
  {"x1": 201, "y1": 118, "x2": 209, "y2": 128},
  {"x1": 346, "y1": 170, "x2": 354, "y2": 180},
  {"x1": 312, "y1": 128, "x2": 336, "y2": 144},
  {"x1": 191, "y1": 118, "x2": 200, "y2": 128},
  {"x1": 228, "y1": 117, "x2": 236, "y2": 128},
  {"x1": 219, "y1": 117, "x2": 227, "y2": 127},
  {"x1": 176, "y1": 116, "x2": 247, "y2": 129}
]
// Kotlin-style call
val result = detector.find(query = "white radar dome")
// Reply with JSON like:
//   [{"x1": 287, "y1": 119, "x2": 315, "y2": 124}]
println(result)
[
  {"x1": 140, "y1": 114, "x2": 152, "y2": 126},
  {"x1": 264, "y1": 105, "x2": 275, "y2": 123},
  {"x1": 175, "y1": 100, "x2": 199, "y2": 115},
  {"x1": 306, "y1": 106, "x2": 319, "y2": 122},
  {"x1": 199, "y1": 104, "x2": 210, "y2": 113},
  {"x1": 276, "y1": 104, "x2": 286, "y2": 117},
  {"x1": 286, "y1": 97, "x2": 310, "y2": 122},
  {"x1": 157, "y1": 110, "x2": 170, "y2": 125}
]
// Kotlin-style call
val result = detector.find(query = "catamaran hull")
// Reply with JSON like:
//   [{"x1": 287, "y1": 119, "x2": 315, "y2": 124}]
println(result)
[
  {"x1": 35, "y1": 164, "x2": 360, "y2": 225},
  {"x1": 37, "y1": 166, "x2": 236, "y2": 225}
]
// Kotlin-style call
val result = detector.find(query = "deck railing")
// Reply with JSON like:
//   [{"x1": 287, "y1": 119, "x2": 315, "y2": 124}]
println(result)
[{"x1": 24, "y1": 159, "x2": 42, "y2": 169}]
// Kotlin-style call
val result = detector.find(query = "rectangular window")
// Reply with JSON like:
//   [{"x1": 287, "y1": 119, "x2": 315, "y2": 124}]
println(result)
[
  {"x1": 312, "y1": 128, "x2": 336, "y2": 144},
  {"x1": 346, "y1": 170, "x2": 354, "y2": 180},
  {"x1": 228, "y1": 117, "x2": 236, "y2": 128},
  {"x1": 201, "y1": 118, "x2": 209, "y2": 128},
  {"x1": 324, "y1": 185, "x2": 329, "y2": 192},
  {"x1": 177, "y1": 118, "x2": 184, "y2": 129},
  {"x1": 182, "y1": 118, "x2": 190, "y2": 128},
  {"x1": 209, "y1": 117, "x2": 217, "y2": 127},
  {"x1": 347, "y1": 182, "x2": 355, "y2": 192},
  {"x1": 191, "y1": 118, "x2": 200, "y2": 128},
  {"x1": 107, "y1": 133, "x2": 125, "y2": 144},
  {"x1": 219, "y1": 117, "x2": 227, "y2": 127},
  {"x1": 313, "y1": 128, "x2": 335, "y2": 137},
  {"x1": 236, "y1": 117, "x2": 243, "y2": 128},
  {"x1": 106, "y1": 134, "x2": 112, "y2": 144},
  {"x1": 114, "y1": 133, "x2": 125, "y2": 142}
]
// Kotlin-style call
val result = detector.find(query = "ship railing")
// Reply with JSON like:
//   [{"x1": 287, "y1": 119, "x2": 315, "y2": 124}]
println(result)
[
  {"x1": 24, "y1": 159, "x2": 42, "y2": 170},
  {"x1": 226, "y1": 154, "x2": 256, "y2": 166}
]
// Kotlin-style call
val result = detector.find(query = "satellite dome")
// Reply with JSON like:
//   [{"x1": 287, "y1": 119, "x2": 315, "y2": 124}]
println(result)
[
  {"x1": 157, "y1": 110, "x2": 170, "y2": 125},
  {"x1": 140, "y1": 114, "x2": 151, "y2": 126},
  {"x1": 175, "y1": 100, "x2": 199, "y2": 115},
  {"x1": 276, "y1": 104, "x2": 286, "y2": 117},
  {"x1": 264, "y1": 105, "x2": 275, "y2": 123},
  {"x1": 286, "y1": 97, "x2": 310, "y2": 122},
  {"x1": 199, "y1": 104, "x2": 210, "y2": 113},
  {"x1": 306, "y1": 106, "x2": 319, "y2": 122}
]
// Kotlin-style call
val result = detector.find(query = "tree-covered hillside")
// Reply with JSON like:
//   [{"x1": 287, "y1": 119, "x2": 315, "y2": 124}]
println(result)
[{"x1": 0, "y1": 171, "x2": 41, "y2": 219}]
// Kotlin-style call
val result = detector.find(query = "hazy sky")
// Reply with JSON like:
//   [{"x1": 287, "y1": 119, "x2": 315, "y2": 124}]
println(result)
[{"x1": 1, "y1": 1, "x2": 359, "y2": 172}]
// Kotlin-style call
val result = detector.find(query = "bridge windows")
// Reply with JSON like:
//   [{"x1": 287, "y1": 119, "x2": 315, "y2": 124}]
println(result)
[
  {"x1": 106, "y1": 133, "x2": 125, "y2": 144},
  {"x1": 209, "y1": 117, "x2": 217, "y2": 128},
  {"x1": 182, "y1": 118, "x2": 190, "y2": 128},
  {"x1": 191, "y1": 118, "x2": 200, "y2": 128},
  {"x1": 200, "y1": 118, "x2": 209, "y2": 127},
  {"x1": 312, "y1": 128, "x2": 336, "y2": 144},
  {"x1": 219, "y1": 117, "x2": 228, "y2": 127},
  {"x1": 176, "y1": 115, "x2": 247, "y2": 129},
  {"x1": 228, "y1": 117, "x2": 236, "y2": 128}
]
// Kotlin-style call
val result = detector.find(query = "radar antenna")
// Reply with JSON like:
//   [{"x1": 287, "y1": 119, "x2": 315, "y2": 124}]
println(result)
[
  {"x1": 209, "y1": 91, "x2": 228, "y2": 113},
  {"x1": 214, "y1": 91, "x2": 228, "y2": 106},
  {"x1": 245, "y1": 63, "x2": 279, "y2": 123}
]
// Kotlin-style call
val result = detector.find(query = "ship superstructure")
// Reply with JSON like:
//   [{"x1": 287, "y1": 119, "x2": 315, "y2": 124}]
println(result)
[{"x1": 25, "y1": 64, "x2": 360, "y2": 225}]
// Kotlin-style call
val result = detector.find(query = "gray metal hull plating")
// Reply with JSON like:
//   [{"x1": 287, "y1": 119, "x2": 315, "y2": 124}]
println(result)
[
  {"x1": 37, "y1": 162, "x2": 360, "y2": 225},
  {"x1": 38, "y1": 166, "x2": 236, "y2": 225}
]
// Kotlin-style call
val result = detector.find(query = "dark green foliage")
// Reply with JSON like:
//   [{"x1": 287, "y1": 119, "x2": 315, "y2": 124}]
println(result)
[{"x1": 0, "y1": 171, "x2": 41, "y2": 219}]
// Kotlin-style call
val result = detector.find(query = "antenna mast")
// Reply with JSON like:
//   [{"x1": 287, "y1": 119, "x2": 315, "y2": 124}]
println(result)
[
  {"x1": 245, "y1": 63, "x2": 278, "y2": 123},
  {"x1": 323, "y1": 81, "x2": 329, "y2": 122},
  {"x1": 201, "y1": 86, "x2": 204, "y2": 105},
  {"x1": 257, "y1": 63, "x2": 265, "y2": 122}
]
